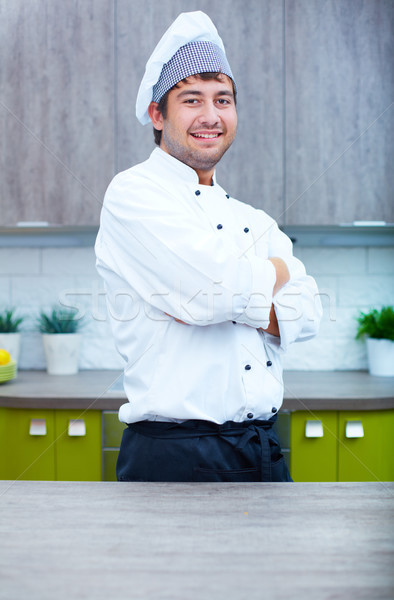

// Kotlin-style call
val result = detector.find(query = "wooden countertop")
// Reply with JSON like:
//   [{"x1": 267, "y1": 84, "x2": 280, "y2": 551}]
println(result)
[
  {"x1": 0, "y1": 480, "x2": 392, "y2": 600},
  {"x1": 0, "y1": 369, "x2": 393, "y2": 411}
]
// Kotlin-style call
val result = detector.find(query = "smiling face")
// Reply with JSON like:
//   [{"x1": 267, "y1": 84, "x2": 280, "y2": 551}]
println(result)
[{"x1": 148, "y1": 74, "x2": 237, "y2": 185}]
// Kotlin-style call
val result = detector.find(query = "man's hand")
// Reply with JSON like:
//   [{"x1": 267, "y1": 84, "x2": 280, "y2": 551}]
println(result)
[
  {"x1": 261, "y1": 304, "x2": 279, "y2": 337},
  {"x1": 260, "y1": 257, "x2": 290, "y2": 337},
  {"x1": 165, "y1": 313, "x2": 189, "y2": 325},
  {"x1": 268, "y1": 257, "x2": 290, "y2": 295}
]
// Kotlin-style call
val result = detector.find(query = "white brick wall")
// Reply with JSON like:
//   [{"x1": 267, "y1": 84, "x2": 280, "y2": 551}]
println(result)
[{"x1": 1, "y1": 245, "x2": 393, "y2": 371}]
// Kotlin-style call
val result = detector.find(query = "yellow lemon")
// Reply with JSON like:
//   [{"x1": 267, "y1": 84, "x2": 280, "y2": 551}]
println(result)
[{"x1": 0, "y1": 349, "x2": 11, "y2": 365}]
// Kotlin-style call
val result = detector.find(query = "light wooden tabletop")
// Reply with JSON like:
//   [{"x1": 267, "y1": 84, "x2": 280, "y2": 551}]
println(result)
[{"x1": 0, "y1": 481, "x2": 393, "y2": 600}]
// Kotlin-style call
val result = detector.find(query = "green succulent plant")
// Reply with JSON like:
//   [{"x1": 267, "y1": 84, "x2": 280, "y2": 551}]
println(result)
[
  {"x1": 38, "y1": 307, "x2": 82, "y2": 334},
  {"x1": 0, "y1": 309, "x2": 24, "y2": 333},
  {"x1": 355, "y1": 306, "x2": 394, "y2": 341}
]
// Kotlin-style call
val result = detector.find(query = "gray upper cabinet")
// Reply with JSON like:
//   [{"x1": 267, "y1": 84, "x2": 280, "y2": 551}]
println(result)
[
  {"x1": 285, "y1": 0, "x2": 394, "y2": 225},
  {"x1": 1, "y1": 1, "x2": 393, "y2": 227},
  {"x1": 0, "y1": 1, "x2": 114, "y2": 226}
]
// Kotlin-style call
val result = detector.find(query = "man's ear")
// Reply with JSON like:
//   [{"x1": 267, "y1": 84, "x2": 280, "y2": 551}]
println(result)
[{"x1": 148, "y1": 102, "x2": 163, "y2": 130}]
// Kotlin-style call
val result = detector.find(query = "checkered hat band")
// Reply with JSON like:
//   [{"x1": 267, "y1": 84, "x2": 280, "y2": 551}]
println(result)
[{"x1": 152, "y1": 41, "x2": 235, "y2": 103}]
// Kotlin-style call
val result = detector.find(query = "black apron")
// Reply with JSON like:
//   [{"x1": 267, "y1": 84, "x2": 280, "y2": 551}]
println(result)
[{"x1": 116, "y1": 415, "x2": 292, "y2": 482}]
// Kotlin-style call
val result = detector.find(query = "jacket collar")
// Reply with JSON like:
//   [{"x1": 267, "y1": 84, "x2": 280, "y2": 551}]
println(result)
[{"x1": 150, "y1": 147, "x2": 217, "y2": 186}]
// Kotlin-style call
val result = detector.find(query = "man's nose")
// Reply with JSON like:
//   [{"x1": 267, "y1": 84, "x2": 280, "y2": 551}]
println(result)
[{"x1": 197, "y1": 102, "x2": 220, "y2": 126}]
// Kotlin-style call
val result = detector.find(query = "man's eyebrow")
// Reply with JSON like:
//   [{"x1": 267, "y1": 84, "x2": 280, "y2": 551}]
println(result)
[{"x1": 176, "y1": 89, "x2": 234, "y2": 99}]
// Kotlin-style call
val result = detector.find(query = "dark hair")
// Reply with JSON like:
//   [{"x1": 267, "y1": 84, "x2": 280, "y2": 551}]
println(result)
[{"x1": 152, "y1": 72, "x2": 237, "y2": 146}]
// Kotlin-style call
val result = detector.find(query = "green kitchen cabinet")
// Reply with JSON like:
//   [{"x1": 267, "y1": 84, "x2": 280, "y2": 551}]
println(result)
[
  {"x1": 0, "y1": 408, "x2": 102, "y2": 481},
  {"x1": 2, "y1": 405, "x2": 393, "y2": 482},
  {"x1": 290, "y1": 409, "x2": 394, "y2": 482},
  {"x1": 0, "y1": 407, "x2": 56, "y2": 480},
  {"x1": 338, "y1": 410, "x2": 394, "y2": 482},
  {"x1": 55, "y1": 410, "x2": 102, "y2": 481},
  {"x1": 290, "y1": 411, "x2": 338, "y2": 482}
]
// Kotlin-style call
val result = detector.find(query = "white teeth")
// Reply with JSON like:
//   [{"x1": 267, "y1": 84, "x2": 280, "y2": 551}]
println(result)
[{"x1": 192, "y1": 133, "x2": 219, "y2": 138}]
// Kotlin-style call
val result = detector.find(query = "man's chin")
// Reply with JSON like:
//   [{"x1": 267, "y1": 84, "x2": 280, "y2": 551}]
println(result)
[
  {"x1": 186, "y1": 147, "x2": 231, "y2": 171},
  {"x1": 162, "y1": 137, "x2": 233, "y2": 173}
]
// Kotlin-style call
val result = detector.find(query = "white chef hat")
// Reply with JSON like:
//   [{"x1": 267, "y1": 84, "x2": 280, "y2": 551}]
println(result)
[{"x1": 136, "y1": 11, "x2": 235, "y2": 125}]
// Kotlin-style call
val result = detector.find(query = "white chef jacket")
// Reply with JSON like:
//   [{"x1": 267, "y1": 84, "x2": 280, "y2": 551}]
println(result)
[{"x1": 95, "y1": 148, "x2": 322, "y2": 424}]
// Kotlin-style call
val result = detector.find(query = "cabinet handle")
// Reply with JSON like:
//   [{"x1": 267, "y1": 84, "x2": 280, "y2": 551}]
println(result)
[
  {"x1": 345, "y1": 421, "x2": 364, "y2": 438},
  {"x1": 305, "y1": 420, "x2": 324, "y2": 438},
  {"x1": 68, "y1": 419, "x2": 86, "y2": 437},
  {"x1": 29, "y1": 419, "x2": 47, "y2": 436}
]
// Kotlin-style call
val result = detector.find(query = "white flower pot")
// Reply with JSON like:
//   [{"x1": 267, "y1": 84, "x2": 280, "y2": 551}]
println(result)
[
  {"x1": 42, "y1": 334, "x2": 81, "y2": 375},
  {"x1": 366, "y1": 338, "x2": 394, "y2": 377},
  {"x1": 0, "y1": 333, "x2": 21, "y2": 363}
]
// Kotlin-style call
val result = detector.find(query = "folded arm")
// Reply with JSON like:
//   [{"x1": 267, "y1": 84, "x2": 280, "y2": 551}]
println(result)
[
  {"x1": 96, "y1": 172, "x2": 322, "y2": 343},
  {"x1": 96, "y1": 175, "x2": 277, "y2": 328}
]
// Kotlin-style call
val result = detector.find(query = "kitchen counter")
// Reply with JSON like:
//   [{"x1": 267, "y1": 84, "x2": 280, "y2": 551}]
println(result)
[
  {"x1": 0, "y1": 369, "x2": 393, "y2": 410},
  {"x1": 0, "y1": 480, "x2": 392, "y2": 600}
]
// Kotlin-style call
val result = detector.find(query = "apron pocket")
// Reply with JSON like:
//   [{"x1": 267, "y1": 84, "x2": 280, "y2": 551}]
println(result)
[{"x1": 193, "y1": 466, "x2": 260, "y2": 482}]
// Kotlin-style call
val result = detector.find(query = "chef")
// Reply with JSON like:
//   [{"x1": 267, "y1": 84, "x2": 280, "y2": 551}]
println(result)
[{"x1": 95, "y1": 11, "x2": 322, "y2": 482}]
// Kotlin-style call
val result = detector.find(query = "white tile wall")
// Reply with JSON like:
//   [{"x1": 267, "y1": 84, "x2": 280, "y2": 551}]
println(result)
[
  {"x1": 1, "y1": 245, "x2": 393, "y2": 371},
  {"x1": 1, "y1": 246, "x2": 124, "y2": 371},
  {"x1": 284, "y1": 246, "x2": 394, "y2": 371},
  {"x1": 368, "y1": 248, "x2": 394, "y2": 274},
  {"x1": 0, "y1": 248, "x2": 41, "y2": 275}
]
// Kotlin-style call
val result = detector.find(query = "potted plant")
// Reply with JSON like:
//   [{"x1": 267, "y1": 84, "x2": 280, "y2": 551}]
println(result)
[
  {"x1": 0, "y1": 308, "x2": 24, "y2": 363},
  {"x1": 356, "y1": 305, "x2": 394, "y2": 377},
  {"x1": 38, "y1": 307, "x2": 83, "y2": 375}
]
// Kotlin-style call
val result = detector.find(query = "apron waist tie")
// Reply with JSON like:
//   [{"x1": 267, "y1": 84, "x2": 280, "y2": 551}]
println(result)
[{"x1": 235, "y1": 425, "x2": 272, "y2": 482}]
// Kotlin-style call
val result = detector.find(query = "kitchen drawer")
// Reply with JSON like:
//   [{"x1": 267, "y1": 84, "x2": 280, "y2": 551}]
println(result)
[
  {"x1": 0, "y1": 407, "x2": 56, "y2": 480},
  {"x1": 273, "y1": 411, "x2": 291, "y2": 472},
  {"x1": 291, "y1": 411, "x2": 338, "y2": 482},
  {"x1": 55, "y1": 410, "x2": 102, "y2": 481},
  {"x1": 102, "y1": 411, "x2": 127, "y2": 481},
  {"x1": 103, "y1": 449, "x2": 119, "y2": 482},
  {"x1": 273, "y1": 411, "x2": 290, "y2": 447},
  {"x1": 338, "y1": 410, "x2": 394, "y2": 482},
  {"x1": 102, "y1": 411, "x2": 126, "y2": 448}
]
